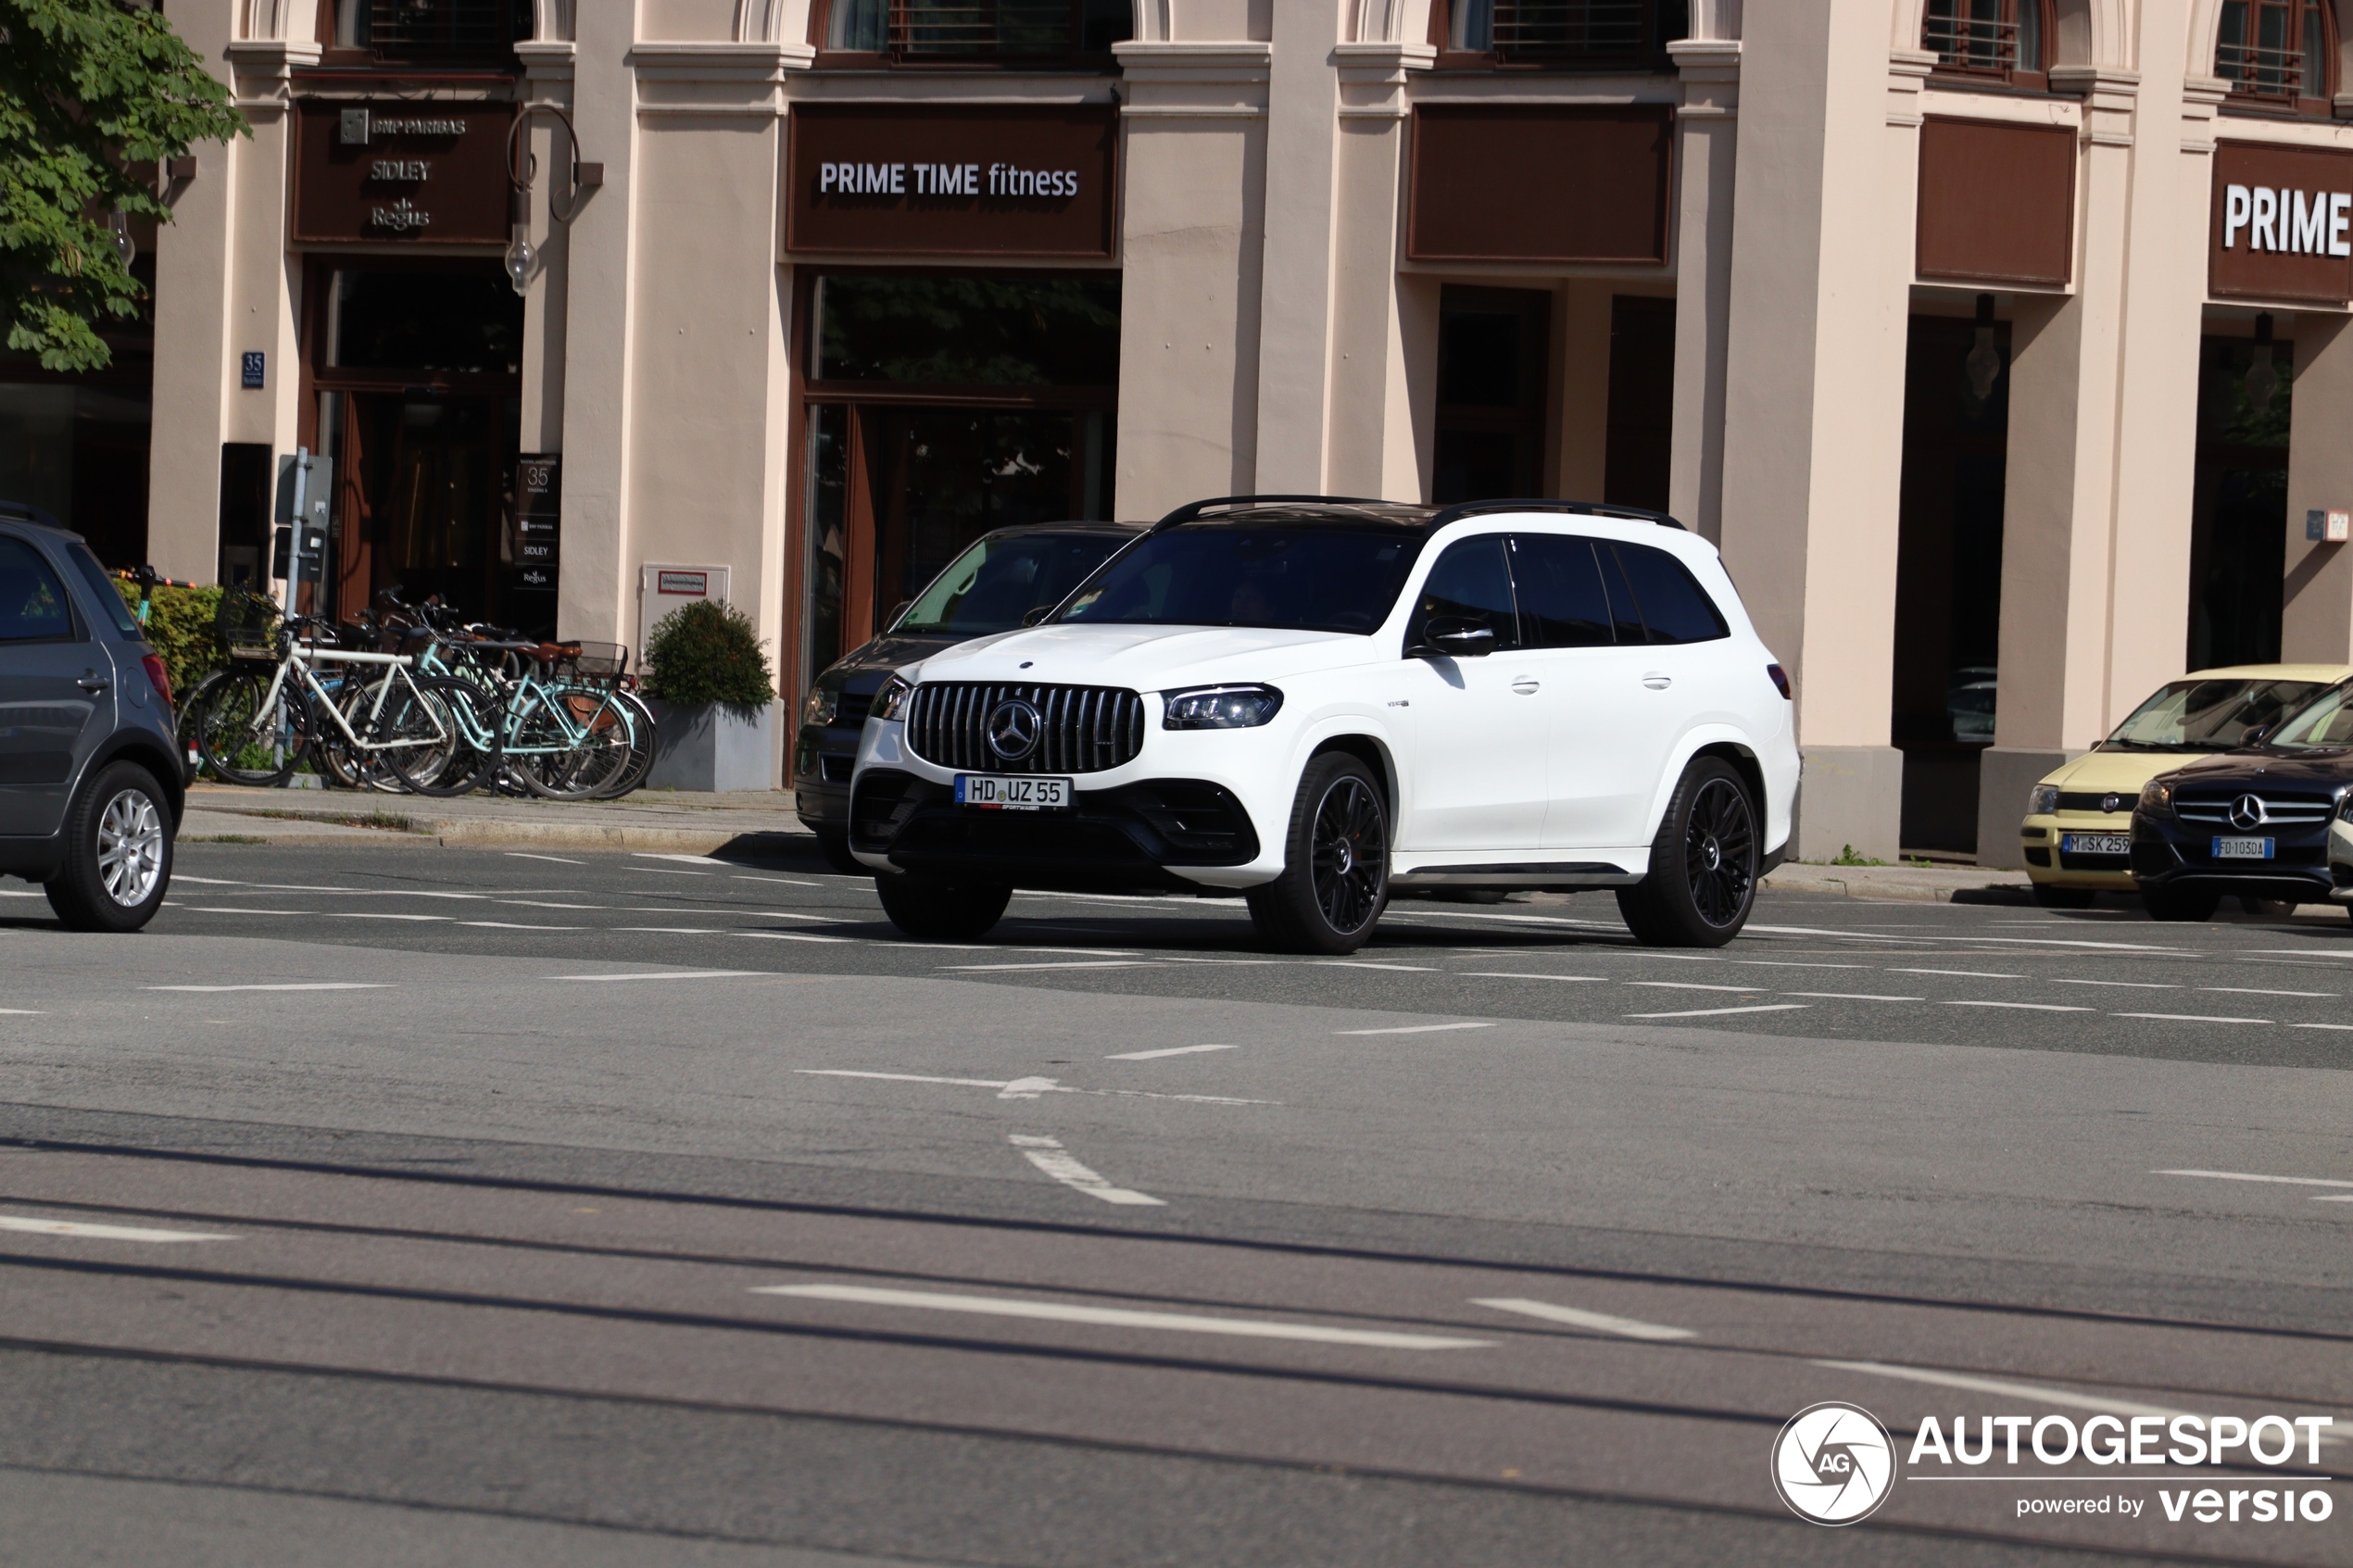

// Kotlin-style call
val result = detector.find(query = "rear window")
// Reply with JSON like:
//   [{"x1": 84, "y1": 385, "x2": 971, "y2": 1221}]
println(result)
[{"x1": 0, "y1": 536, "x2": 74, "y2": 642}]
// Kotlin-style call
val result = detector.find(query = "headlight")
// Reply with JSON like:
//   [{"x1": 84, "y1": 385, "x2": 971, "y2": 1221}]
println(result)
[
  {"x1": 1163, "y1": 684, "x2": 1283, "y2": 730},
  {"x1": 873, "y1": 674, "x2": 915, "y2": 722},
  {"x1": 2137, "y1": 778, "x2": 2174, "y2": 818},
  {"x1": 2027, "y1": 784, "x2": 2060, "y2": 816},
  {"x1": 800, "y1": 685, "x2": 839, "y2": 726}
]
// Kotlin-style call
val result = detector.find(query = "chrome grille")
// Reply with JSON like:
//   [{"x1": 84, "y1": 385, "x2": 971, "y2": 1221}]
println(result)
[
  {"x1": 903, "y1": 682, "x2": 1145, "y2": 774},
  {"x1": 2174, "y1": 791, "x2": 2335, "y2": 827}
]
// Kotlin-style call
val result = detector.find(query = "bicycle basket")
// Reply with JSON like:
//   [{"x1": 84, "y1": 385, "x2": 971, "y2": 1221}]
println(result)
[
  {"x1": 214, "y1": 590, "x2": 281, "y2": 662},
  {"x1": 547, "y1": 641, "x2": 628, "y2": 683}
]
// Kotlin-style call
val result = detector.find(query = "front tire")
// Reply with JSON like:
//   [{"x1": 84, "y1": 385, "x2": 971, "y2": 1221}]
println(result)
[
  {"x1": 2032, "y1": 882, "x2": 2096, "y2": 909},
  {"x1": 1246, "y1": 753, "x2": 1390, "y2": 955},
  {"x1": 1616, "y1": 757, "x2": 1758, "y2": 947},
  {"x1": 2141, "y1": 885, "x2": 2221, "y2": 922},
  {"x1": 813, "y1": 830, "x2": 867, "y2": 877},
  {"x1": 874, "y1": 873, "x2": 1010, "y2": 941},
  {"x1": 45, "y1": 762, "x2": 173, "y2": 933}
]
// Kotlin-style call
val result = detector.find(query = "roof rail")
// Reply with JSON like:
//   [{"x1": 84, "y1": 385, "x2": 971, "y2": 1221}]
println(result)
[
  {"x1": 1150, "y1": 494, "x2": 1396, "y2": 531},
  {"x1": 1427, "y1": 498, "x2": 1687, "y2": 532}
]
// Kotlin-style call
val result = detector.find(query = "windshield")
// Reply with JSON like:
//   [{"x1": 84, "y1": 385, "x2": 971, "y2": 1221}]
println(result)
[
  {"x1": 2100, "y1": 677, "x2": 2327, "y2": 751},
  {"x1": 2261, "y1": 681, "x2": 2353, "y2": 751},
  {"x1": 891, "y1": 532, "x2": 1131, "y2": 637},
  {"x1": 1055, "y1": 526, "x2": 1424, "y2": 634}
]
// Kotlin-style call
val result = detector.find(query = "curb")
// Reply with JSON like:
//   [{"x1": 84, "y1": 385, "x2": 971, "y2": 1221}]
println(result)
[
  {"x1": 183, "y1": 797, "x2": 816, "y2": 857},
  {"x1": 1762, "y1": 867, "x2": 2032, "y2": 905}
]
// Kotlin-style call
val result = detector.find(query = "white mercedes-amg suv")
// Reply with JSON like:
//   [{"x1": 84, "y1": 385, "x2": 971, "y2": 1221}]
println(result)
[{"x1": 848, "y1": 496, "x2": 1798, "y2": 953}]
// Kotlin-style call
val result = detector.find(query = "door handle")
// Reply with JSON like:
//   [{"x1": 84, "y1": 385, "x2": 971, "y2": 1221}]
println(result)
[
  {"x1": 1511, "y1": 677, "x2": 1541, "y2": 695},
  {"x1": 1642, "y1": 673, "x2": 1672, "y2": 690},
  {"x1": 76, "y1": 675, "x2": 110, "y2": 693}
]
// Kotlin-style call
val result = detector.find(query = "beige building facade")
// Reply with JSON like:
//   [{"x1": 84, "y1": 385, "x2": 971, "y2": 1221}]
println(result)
[{"x1": 42, "y1": 0, "x2": 2353, "y2": 858}]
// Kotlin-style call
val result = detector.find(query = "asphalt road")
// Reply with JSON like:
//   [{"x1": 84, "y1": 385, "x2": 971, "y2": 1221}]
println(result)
[{"x1": 4, "y1": 841, "x2": 2353, "y2": 1566}]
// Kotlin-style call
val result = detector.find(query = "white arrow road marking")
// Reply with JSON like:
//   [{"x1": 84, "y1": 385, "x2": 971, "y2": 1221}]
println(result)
[
  {"x1": 755, "y1": 1282, "x2": 1492, "y2": 1349},
  {"x1": 145, "y1": 983, "x2": 392, "y2": 993},
  {"x1": 2155, "y1": 1169, "x2": 2353, "y2": 1188},
  {"x1": 1008, "y1": 1135, "x2": 1165, "y2": 1205},
  {"x1": 1106, "y1": 1043, "x2": 1239, "y2": 1060},
  {"x1": 1335, "y1": 1022, "x2": 1494, "y2": 1035},
  {"x1": 0, "y1": 1215, "x2": 233, "y2": 1243},
  {"x1": 1473, "y1": 1298, "x2": 1695, "y2": 1341},
  {"x1": 792, "y1": 1070, "x2": 1275, "y2": 1107}
]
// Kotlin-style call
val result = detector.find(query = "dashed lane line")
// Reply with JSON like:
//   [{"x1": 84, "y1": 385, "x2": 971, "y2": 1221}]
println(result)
[
  {"x1": 2153, "y1": 1169, "x2": 2353, "y2": 1188},
  {"x1": 1458, "y1": 972, "x2": 1608, "y2": 983},
  {"x1": 1106, "y1": 1043, "x2": 1239, "y2": 1060},
  {"x1": 1891, "y1": 969, "x2": 2025, "y2": 979},
  {"x1": 792, "y1": 1070, "x2": 1275, "y2": 1108},
  {"x1": 2052, "y1": 978, "x2": 2179, "y2": 989},
  {"x1": 542, "y1": 970, "x2": 763, "y2": 982},
  {"x1": 2112, "y1": 1012, "x2": 2271, "y2": 1025},
  {"x1": 1942, "y1": 1000, "x2": 2093, "y2": 1012},
  {"x1": 1473, "y1": 1298, "x2": 1695, "y2": 1342},
  {"x1": 1780, "y1": 992, "x2": 1923, "y2": 1002},
  {"x1": 752, "y1": 1281, "x2": 1492, "y2": 1349},
  {"x1": 505, "y1": 852, "x2": 585, "y2": 865},
  {"x1": 1625, "y1": 1003, "x2": 1810, "y2": 1020},
  {"x1": 1626, "y1": 982, "x2": 1763, "y2": 993},
  {"x1": 1335, "y1": 1022, "x2": 1495, "y2": 1035},
  {"x1": 0, "y1": 1215, "x2": 233, "y2": 1243},
  {"x1": 145, "y1": 983, "x2": 391, "y2": 993}
]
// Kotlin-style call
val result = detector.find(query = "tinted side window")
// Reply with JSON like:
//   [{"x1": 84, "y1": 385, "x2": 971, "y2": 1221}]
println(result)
[
  {"x1": 1596, "y1": 544, "x2": 1646, "y2": 645},
  {"x1": 0, "y1": 537, "x2": 76, "y2": 643},
  {"x1": 1414, "y1": 536, "x2": 1520, "y2": 650},
  {"x1": 1510, "y1": 534, "x2": 1613, "y2": 647},
  {"x1": 66, "y1": 542, "x2": 142, "y2": 636},
  {"x1": 1610, "y1": 543, "x2": 1730, "y2": 645}
]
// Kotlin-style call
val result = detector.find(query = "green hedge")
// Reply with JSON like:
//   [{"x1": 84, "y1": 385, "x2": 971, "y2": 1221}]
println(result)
[
  {"x1": 643, "y1": 599, "x2": 775, "y2": 709},
  {"x1": 114, "y1": 579, "x2": 226, "y2": 696}
]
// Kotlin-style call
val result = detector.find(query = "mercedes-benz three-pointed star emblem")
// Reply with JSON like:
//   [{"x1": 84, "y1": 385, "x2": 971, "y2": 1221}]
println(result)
[{"x1": 986, "y1": 697, "x2": 1043, "y2": 761}]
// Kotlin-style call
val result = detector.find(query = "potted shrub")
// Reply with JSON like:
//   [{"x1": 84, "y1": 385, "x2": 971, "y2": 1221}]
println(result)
[{"x1": 641, "y1": 599, "x2": 777, "y2": 791}]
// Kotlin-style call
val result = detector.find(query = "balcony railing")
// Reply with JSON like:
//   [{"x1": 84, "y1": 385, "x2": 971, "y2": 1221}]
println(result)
[
  {"x1": 345, "y1": 0, "x2": 532, "y2": 63},
  {"x1": 1450, "y1": 0, "x2": 1658, "y2": 63},
  {"x1": 824, "y1": 0, "x2": 1127, "y2": 61},
  {"x1": 1923, "y1": 12, "x2": 2019, "y2": 76},
  {"x1": 2217, "y1": 39, "x2": 2310, "y2": 100}
]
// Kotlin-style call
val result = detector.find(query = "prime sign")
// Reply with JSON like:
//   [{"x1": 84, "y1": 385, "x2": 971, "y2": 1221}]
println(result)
[{"x1": 2221, "y1": 184, "x2": 2353, "y2": 257}]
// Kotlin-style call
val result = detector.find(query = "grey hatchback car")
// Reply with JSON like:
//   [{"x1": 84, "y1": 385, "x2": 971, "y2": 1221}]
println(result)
[{"x1": 0, "y1": 504, "x2": 183, "y2": 930}]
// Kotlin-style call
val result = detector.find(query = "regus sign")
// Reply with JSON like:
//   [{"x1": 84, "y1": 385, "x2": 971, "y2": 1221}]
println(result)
[{"x1": 2222, "y1": 183, "x2": 2353, "y2": 256}]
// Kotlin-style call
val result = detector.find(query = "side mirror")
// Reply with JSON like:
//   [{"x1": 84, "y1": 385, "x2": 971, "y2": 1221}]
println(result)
[{"x1": 1414, "y1": 616, "x2": 1496, "y2": 659}]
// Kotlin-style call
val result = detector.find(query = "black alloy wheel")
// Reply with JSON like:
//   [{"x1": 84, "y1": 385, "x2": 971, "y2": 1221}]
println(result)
[
  {"x1": 874, "y1": 873, "x2": 1012, "y2": 941},
  {"x1": 1248, "y1": 753, "x2": 1390, "y2": 955},
  {"x1": 813, "y1": 829, "x2": 868, "y2": 877},
  {"x1": 1617, "y1": 756, "x2": 1759, "y2": 947}
]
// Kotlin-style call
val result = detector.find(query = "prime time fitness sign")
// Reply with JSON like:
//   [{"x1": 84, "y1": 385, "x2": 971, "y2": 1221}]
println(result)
[
  {"x1": 2211, "y1": 141, "x2": 2353, "y2": 305},
  {"x1": 786, "y1": 105, "x2": 1117, "y2": 258}
]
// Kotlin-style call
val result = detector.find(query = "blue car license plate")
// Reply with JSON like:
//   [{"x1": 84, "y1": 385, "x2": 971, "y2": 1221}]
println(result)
[
  {"x1": 955, "y1": 773, "x2": 1072, "y2": 811},
  {"x1": 2211, "y1": 836, "x2": 2274, "y2": 860}
]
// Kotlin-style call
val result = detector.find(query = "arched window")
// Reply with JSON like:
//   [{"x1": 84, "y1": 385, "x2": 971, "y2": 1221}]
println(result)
[
  {"x1": 2217, "y1": 0, "x2": 2336, "y2": 105},
  {"x1": 1923, "y1": 0, "x2": 2054, "y2": 85}
]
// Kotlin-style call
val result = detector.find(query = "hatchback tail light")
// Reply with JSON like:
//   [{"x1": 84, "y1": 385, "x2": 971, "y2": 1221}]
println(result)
[
  {"x1": 1766, "y1": 663, "x2": 1792, "y2": 699},
  {"x1": 140, "y1": 653, "x2": 172, "y2": 707}
]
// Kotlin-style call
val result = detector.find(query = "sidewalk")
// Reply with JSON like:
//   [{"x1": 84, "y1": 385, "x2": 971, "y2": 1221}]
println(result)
[{"x1": 182, "y1": 784, "x2": 813, "y2": 855}]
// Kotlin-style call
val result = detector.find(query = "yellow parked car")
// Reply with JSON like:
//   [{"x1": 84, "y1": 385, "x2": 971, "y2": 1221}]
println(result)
[{"x1": 2019, "y1": 664, "x2": 2353, "y2": 909}]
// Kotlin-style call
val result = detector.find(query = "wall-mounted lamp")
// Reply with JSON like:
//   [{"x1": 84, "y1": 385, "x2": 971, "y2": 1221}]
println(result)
[
  {"x1": 1964, "y1": 294, "x2": 2002, "y2": 403},
  {"x1": 2246, "y1": 312, "x2": 2280, "y2": 416},
  {"x1": 505, "y1": 105, "x2": 603, "y2": 298},
  {"x1": 106, "y1": 210, "x2": 134, "y2": 269}
]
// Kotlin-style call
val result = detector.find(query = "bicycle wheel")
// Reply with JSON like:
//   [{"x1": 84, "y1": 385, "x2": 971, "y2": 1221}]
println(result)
[
  {"x1": 384, "y1": 676, "x2": 497, "y2": 797},
  {"x1": 193, "y1": 670, "x2": 302, "y2": 787},
  {"x1": 515, "y1": 684, "x2": 635, "y2": 799},
  {"x1": 590, "y1": 689, "x2": 660, "y2": 800},
  {"x1": 333, "y1": 674, "x2": 407, "y2": 793}
]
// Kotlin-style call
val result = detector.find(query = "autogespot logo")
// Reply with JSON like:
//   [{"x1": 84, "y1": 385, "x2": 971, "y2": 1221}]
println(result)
[{"x1": 1772, "y1": 1401, "x2": 1898, "y2": 1524}]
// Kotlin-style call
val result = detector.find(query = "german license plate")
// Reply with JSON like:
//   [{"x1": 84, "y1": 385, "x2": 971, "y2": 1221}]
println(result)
[
  {"x1": 2060, "y1": 833, "x2": 2131, "y2": 856},
  {"x1": 955, "y1": 774, "x2": 1072, "y2": 811},
  {"x1": 2213, "y1": 836, "x2": 2275, "y2": 859}
]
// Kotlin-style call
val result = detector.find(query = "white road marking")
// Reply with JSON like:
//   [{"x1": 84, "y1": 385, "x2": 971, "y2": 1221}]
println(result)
[
  {"x1": 325, "y1": 912, "x2": 450, "y2": 922},
  {"x1": 739, "y1": 931, "x2": 853, "y2": 944},
  {"x1": 1107, "y1": 1043, "x2": 1240, "y2": 1060},
  {"x1": 755, "y1": 1281, "x2": 1491, "y2": 1349},
  {"x1": 635, "y1": 853, "x2": 734, "y2": 866},
  {"x1": 1473, "y1": 1297, "x2": 1695, "y2": 1341},
  {"x1": 182, "y1": 908, "x2": 315, "y2": 916},
  {"x1": 1322, "y1": 961, "x2": 1439, "y2": 972},
  {"x1": 2243, "y1": 949, "x2": 2353, "y2": 959},
  {"x1": 544, "y1": 970, "x2": 761, "y2": 982},
  {"x1": 1007, "y1": 1134, "x2": 1166, "y2": 1206},
  {"x1": 628, "y1": 868, "x2": 710, "y2": 877},
  {"x1": 145, "y1": 983, "x2": 391, "y2": 993},
  {"x1": 792, "y1": 1070, "x2": 1274, "y2": 1107},
  {"x1": 505, "y1": 852, "x2": 585, "y2": 865},
  {"x1": 944, "y1": 960, "x2": 1151, "y2": 972},
  {"x1": 734, "y1": 874, "x2": 821, "y2": 886},
  {"x1": 1780, "y1": 992, "x2": 1923, "y2": 1002},
  {"x1": 1627, "y1": 982, "x2": 1761, "y2": 993},
  {"x1": 1816, "y1": 1361, "x2": 2201, "y2": 1425},
  {"x1": 2052, "y1": 978, "x2": 2178, "y2": 989},
  {"x1": 0, "y1": 1009, "x2": 44, "y2": 1015},
  {"x1": 2154, "y1": 1169, "x2": 2353, "y2": 1188},
  {"x1": 0, "y1": 889, "x2": 47, "y2": 897},
  {"x1": 1459, "y1": 972, "x2": 1607, "y2": 983},
  {"x1": 500, "y1": 901, "x2": 605, "y2": 909},
  {"x1": 2112, "y1": 1012, "x2": 2271, "y2": 1025},
  {"x1": 1734, "y1": 960, "x2": 1870, "y2": 970},
  {"x1": 2294, "y1": 1022, "x2": 2353, "y2": 1031},
  {"x1": 171, "y1": 875, "x2": 244, "y2": 884},
  {"x1": 1334, "y1": 1022, "x2": 1495, "y2": 1035},
  {"x1": 1626, "y1": 1003, "x2": 1810, "y2": 1019},
  {"x1": 613, "y1": 926, "x2": 724, "y2": 935},
  {"x1": 2205, "y1": 986, "x2": 2336, "y2": 997},
  {"x1": 0, "y1": 1215, "x2": 233, "y2": 1243},
  {"x1": 1943, "y1": 999, "x2": 2092, "y2": 1012},
  {"x1": 1892, "y1": 969, "x2": 2023, "y2": 979},
  {"x1": 459, "y1": 921, "x2": 580, "y2": 930}
]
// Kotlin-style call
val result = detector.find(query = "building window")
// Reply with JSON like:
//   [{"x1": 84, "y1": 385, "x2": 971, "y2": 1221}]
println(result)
[
  {"x1": 2216, "y1": 0, "x2": 2335, "y2": 106},
  {"x1": 331, "y1": 0, "x2": 534, "y2": 63},
  {"x1": 818, "y1": 0, "x2": 1131, "y2": 64},
  {"x1": 1431, "y1": 286, "x2": 1550, "y2": 503},
  {"x1": 1434, "y1": 0, "x2": 1686, "y2": 69},
  {"x1": 1922, "y1": 0, "x2": 2052, "y2": 86}
]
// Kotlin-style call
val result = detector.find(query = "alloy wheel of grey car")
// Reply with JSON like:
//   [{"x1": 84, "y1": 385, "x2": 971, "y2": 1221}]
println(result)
[
  {"x1": 96, "y1": 785, "x2": 167, "y2": 907},
  {"x1": 45, "y1": 760, "x2": 174, "y2": 934}
]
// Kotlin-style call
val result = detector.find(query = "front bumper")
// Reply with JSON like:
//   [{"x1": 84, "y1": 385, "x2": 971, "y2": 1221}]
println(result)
[
  {"x1": 849, "y1": 768, "x2": 1260, "y2": 892},
  {"x1": 2131, "y1": 819, "x2": 2334, "y2": 902},
  {"x1": 791, "y1": 721, "x2": 860, "y2": 830},
  {"x1": 2019, "y1": 811, "x2": 2136, "y2": 889}
]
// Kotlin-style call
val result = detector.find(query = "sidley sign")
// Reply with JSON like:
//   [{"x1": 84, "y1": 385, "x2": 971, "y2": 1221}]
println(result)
[
  {"x1": 2210, "y1": 141, "x2": 2353, "y2": 305},
  {"x1": 292, "y1": 100, "x2": 514, "y2": 245},
  {"x1": 786, "y1": 105, "x2": 1117, "y2": 258}
]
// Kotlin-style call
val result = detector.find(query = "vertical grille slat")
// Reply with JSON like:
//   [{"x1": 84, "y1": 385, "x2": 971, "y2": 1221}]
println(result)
[{"x1": 898, "y1": 681, "x2": 1146, "y2": 775}]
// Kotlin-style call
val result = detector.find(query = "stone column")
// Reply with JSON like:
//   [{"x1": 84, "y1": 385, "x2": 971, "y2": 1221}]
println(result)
[
  {"x1": 1250, "y1": 0, "x2": 1343, "y2": 493},
  {"x1": 2281, "y1": 313, "x2": 2353, "y2": 660},
  {"x1": 1325, "y1": 42, "x2": 1433, "y2": 502},
  {"x1": 1667, "y1": 37, "x2": 1740, "y2": 543}
]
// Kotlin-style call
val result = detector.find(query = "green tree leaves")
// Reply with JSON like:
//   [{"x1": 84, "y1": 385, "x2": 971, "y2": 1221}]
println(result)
[{"x1": 0, "y1": 0, "x2": 245, "y2": 370}]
